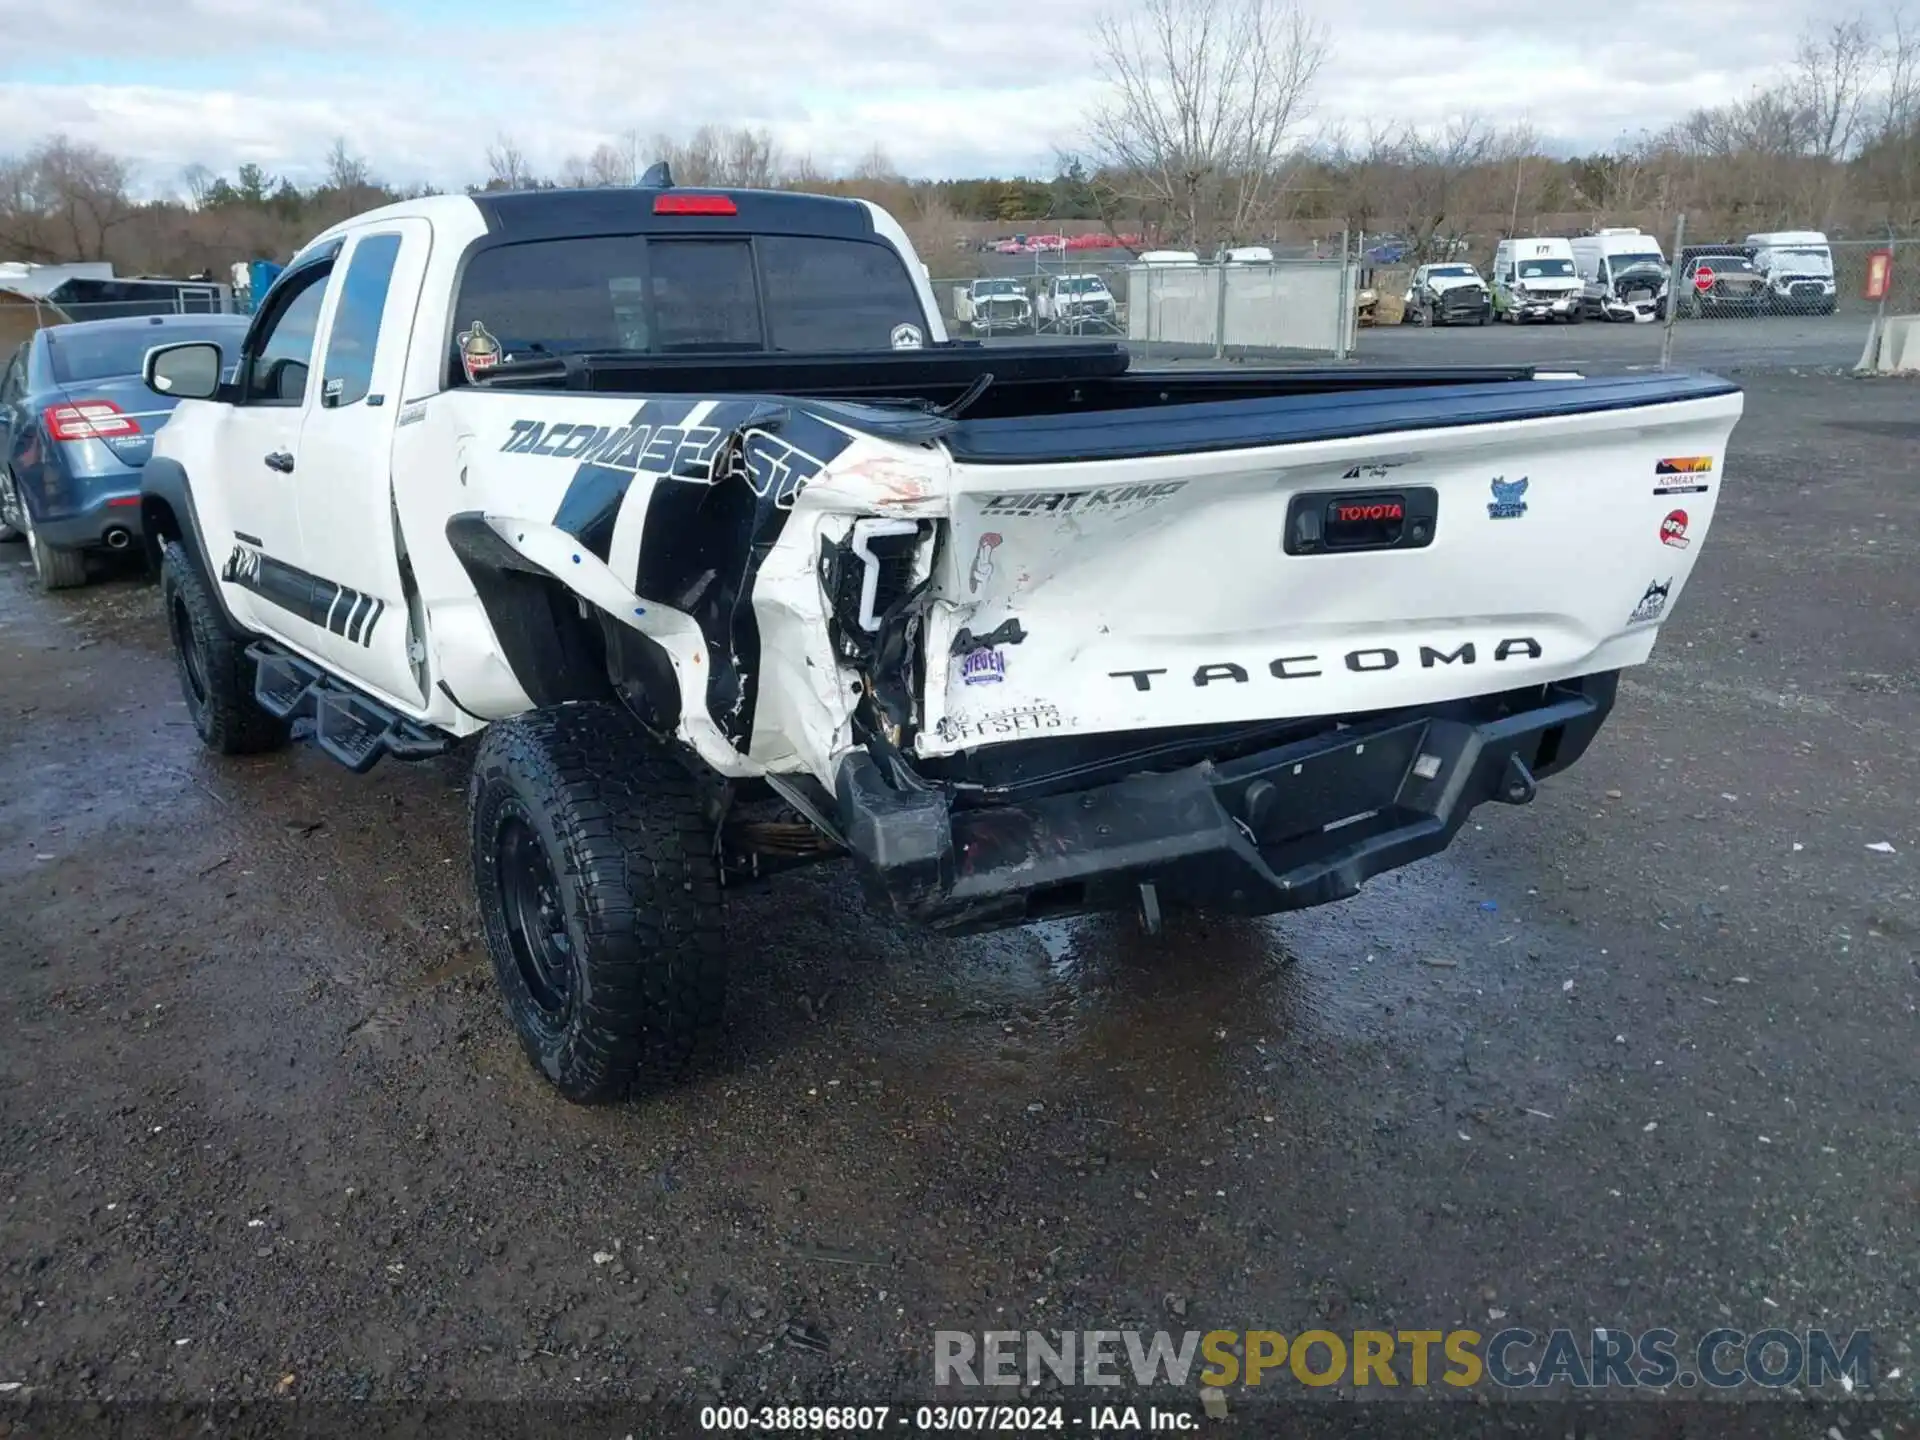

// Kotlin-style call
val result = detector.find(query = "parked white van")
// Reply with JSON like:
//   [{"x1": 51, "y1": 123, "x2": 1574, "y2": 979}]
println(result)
[
  {"x1": 1492, "y1": 238, "x2": 1582, "y2": 323},
  {"x1": 1744, "y1": 231, "x2": 1837, "y2": 314},
  {"x1": 1571, "y1": 228, "x2": 1669, "y2": 322}
]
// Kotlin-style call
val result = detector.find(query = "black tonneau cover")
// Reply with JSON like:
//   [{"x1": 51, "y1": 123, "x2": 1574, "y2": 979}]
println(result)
[
  {"x1": 474, "y1": 341, "x2": 1543, "y2": 410},
  {"x1": 942, "y1": 369, "x2": 1742, "y2": 464}
]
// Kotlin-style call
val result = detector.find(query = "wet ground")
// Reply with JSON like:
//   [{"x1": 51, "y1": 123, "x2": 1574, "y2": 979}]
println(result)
[{"x1": 1, "y1": 369, "x2": 1916, "y2": 1433}]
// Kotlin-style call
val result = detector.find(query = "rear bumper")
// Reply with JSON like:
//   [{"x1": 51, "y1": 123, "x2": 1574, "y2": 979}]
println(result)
[
  {"x1": 32, "y1": 488, "x2": 144, "y2": 549},
  {"x1": 836, "y1": 673, "x2": 1618, "y2": 933}
]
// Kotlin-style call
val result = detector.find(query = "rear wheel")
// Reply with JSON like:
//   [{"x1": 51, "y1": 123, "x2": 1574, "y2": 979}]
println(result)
[
  {"x1": 160, "y1": 540, "x2": 291, "y2": 754},
  {"x1": 469, "y1": 703, "x2": 727, "y2": 1104},
  {"x1": 0, "y1": 469, "x2": 24, "y2": 544},
  {"x1": 22, "y1": 499, "x2": 87, "y2": 590}
]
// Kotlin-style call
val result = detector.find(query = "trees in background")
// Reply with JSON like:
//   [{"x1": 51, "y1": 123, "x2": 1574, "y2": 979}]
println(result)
[
  {"x1": 1079, "y1": 0, "x2": 1327, "y2": 248},
  {"x1": 3, "y1": 6, "x2": 1918, "y2": 283}
]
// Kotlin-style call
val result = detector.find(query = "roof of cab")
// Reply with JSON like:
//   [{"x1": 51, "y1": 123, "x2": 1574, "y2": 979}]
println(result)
[
  {"x1": 470, "y1": 186, "x2": 875, "y2": 241},
  {"x1": 293, "y1": 187, "x2": 890, "y2": 266}
]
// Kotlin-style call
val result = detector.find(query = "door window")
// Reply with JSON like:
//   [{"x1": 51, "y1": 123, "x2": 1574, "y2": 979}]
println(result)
[
  {"x1": 318, "y1": 233, "x2": 403, "y2": 409},
  {"x1": 243, "y1": 266, "x2": 332, "y2": 406}
]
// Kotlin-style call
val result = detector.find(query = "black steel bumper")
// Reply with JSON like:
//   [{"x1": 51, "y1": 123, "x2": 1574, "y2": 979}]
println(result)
[{"x1": 836, "y1": 674, "x2": 1617, "y2": 933}]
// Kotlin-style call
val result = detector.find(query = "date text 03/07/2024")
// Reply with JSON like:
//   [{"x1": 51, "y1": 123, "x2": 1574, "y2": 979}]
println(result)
[{"x1": 698, "y1": 1405, "x2": 1200, "y2": 1432}]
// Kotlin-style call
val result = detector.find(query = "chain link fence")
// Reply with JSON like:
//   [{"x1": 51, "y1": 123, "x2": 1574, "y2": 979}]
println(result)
[
  {"x1": 1346, "y1": 222, "x2": 1919, "y2": 373},
  {"x1": 931, "y1": 258, "x2": 1361, "y2": 363}
]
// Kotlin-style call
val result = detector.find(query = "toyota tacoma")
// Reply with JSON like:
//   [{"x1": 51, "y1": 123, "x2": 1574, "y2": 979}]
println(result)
[{"x1": 137, "y1": 173, "x2": 1744, "y2": 1102}]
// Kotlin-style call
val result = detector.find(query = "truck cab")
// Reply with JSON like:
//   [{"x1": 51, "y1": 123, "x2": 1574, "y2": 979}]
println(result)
[
  {"x1": 1492, "y1": 238, "x2": 1582, "y2": 324},
  {"x1": 1035, "y1": 273, "x2": 1119, "y2": 332},
  {"x1": 139, "y1": 187, "x2": 949, "y2": 729},
  {"x1": 952, "y1": 277, "x2": 1032, "y2": 335},
  {"x1": 1744, "y1": 230, "x2": 1837, "y2": 314}
]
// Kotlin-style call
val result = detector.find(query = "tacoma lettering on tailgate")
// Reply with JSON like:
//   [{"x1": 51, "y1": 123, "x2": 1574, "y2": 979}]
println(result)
[{"x1": 1109, "y1": 638, "x2": 1544, "y2": 692}]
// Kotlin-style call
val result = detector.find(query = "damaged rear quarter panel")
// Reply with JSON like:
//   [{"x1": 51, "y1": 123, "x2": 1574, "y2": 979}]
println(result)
[
  {"x1": 747, "y1": 435, "x2": 952, "y2": 777},
  {"x1": 452, "y1": 392, "x2": 948, "y2": 786}
]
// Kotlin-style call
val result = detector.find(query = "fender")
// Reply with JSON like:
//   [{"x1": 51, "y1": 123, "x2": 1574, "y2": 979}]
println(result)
[
  {"x1": 443, "y1": 514, "x2": 614, "y2": 710},
  {"x1": 139, "y1": 458, "x2": 247, "y2": 635}
]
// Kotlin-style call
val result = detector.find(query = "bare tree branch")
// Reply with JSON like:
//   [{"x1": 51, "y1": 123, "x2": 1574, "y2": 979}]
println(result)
[{"x1": 1083, "y1": 0, "x2": 1327, "y2": 248}]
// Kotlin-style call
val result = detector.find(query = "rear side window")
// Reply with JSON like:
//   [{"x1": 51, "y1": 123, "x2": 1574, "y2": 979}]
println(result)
[
  {"x1": 452, "y1": 232, "x2": 925, "y2": 375},
  {"x1": 759, "y1": 235, "x2": 924, "y2": 350},
  {"x1": 319, "y1": 232, "x2": 403, "y2": 408}
]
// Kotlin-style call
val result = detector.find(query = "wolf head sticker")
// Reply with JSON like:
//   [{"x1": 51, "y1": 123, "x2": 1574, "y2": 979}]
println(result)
[{"x1": 1487, "y1": 475, "x2": 1529, "y2": 519}]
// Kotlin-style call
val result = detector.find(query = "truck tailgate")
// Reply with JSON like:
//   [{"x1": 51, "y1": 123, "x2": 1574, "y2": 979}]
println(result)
[{"x1": 918, "y1": 374, "x2": 1742, "y2": 755}]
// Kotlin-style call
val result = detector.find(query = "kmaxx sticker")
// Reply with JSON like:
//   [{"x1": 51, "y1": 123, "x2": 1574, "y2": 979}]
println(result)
[{"x1": 1654, "y1": 456, "x2": 1712, "y2": 496}]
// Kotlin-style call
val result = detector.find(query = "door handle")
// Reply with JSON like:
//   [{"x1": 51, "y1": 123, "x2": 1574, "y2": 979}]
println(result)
[{"x1": 264, "y1": 451, "x2": 295, "y2": 474}]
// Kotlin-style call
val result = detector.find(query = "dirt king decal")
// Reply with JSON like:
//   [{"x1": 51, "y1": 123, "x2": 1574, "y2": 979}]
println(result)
[
  {"x1": 981, "y1": 481, "x2": 1187, "y2": 517},
  {"x1": 1108, "y1": 638, "x2": 1544, "y2": 692}
]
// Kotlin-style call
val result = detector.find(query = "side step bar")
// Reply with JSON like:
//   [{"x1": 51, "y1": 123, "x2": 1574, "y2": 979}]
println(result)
[{"x1": 246, "y1": 642, "x2": 451, "y2": 774}]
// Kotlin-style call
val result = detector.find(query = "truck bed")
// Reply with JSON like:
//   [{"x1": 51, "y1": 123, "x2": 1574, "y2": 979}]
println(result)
[{"x1": 473, "y1": 344, "x2": 1734, "y2": 462}]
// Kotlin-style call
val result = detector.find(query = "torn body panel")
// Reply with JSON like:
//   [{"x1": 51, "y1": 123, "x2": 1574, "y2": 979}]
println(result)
[{"x1": 441, "y1": 390, "x2": 946, "y2": 782}]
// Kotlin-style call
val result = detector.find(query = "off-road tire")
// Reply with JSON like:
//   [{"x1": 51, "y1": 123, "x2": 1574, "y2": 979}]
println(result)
[
  {"x1": 159, "y1": 540, "x2": 291, "y2": 755},
  {"x1": 468, "y1": 702, "x2": 726, "y2": 1104}
]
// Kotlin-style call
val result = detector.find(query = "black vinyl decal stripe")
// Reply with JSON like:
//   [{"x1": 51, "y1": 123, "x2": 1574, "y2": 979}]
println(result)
[
  {"x1": 233, "y1": 530, "x2": 265, "y2": 547},
  {"x1": 551, "y1": 464, "x2": 631, "y2": 563},
  {"x1": 344, "y1": 593, "x2": 371, "y2": 644},
  {"x1": 549, "y1": 400, "x2": 701, "y2": 563},
  {"x1": 223, "y1": 547, "x2": 345, "y2": 632},
  {"x1": 361, "y1": 599, "x2": 384, "y2": 645},
  {"x1": 628, "y1": 401, "x2": 853, "y2": 753}
]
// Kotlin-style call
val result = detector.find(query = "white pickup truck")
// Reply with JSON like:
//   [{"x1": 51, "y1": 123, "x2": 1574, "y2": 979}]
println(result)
[{"x1": 138, "y1": 173, "x2": 1743, "y2": 1103}]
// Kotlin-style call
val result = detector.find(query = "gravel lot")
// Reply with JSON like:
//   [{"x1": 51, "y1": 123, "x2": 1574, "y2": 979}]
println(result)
[
  {"x1": 1, "y1": 359, "x2": 1916, "y2": 1435},
  {"x1": 1354, "y1": 312, "x2": 1869, "y2": 374}
]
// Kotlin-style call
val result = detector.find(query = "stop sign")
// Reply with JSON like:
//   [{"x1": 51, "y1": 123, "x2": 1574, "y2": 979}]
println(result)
[{"x1": 1693, "y1": 265, "x2": 1716, "y2": 293}]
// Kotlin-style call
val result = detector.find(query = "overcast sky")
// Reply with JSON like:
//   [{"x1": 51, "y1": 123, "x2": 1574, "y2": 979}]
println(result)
[{"x1": 0, "y1": 0, "x2": 1853, "y2": 193}]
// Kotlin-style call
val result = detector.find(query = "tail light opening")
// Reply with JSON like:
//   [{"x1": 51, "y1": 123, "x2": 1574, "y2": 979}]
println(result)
[{"x1": 45, "y1": 400, "x2": 140, "y2": 442}]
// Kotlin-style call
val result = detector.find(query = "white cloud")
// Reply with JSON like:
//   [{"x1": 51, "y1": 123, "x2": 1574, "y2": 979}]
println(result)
[{"x1": 0, "y1": 0, "x2": 1850, "y2": 192}]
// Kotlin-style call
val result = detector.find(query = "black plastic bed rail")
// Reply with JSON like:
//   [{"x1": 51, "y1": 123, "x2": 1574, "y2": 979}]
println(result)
[{"x1": 473, "y1": 341, "x2": 1544, "y2": 405}]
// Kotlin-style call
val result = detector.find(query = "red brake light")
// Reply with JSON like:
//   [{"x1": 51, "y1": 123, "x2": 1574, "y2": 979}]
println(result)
[
  {"x1": 45, "y1": 400, "x2": 139, "y2": 442},
  {"x1": 653, "y1": 193, "x2": 737, "y2": 216}
]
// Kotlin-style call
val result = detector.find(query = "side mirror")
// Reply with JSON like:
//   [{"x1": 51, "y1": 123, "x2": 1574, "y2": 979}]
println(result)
[{"x1": 145, "y1": 341, "x2": 224, "y2": 401}]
